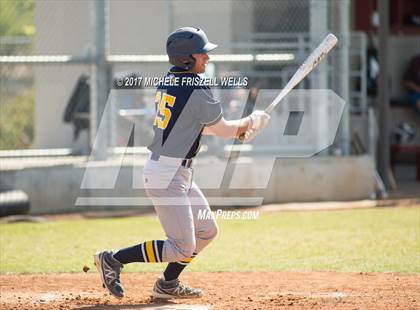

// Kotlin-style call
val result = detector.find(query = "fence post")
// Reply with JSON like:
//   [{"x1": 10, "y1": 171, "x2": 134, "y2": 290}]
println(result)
[
  {"x1": 331, "y1": 0, "x2": 351, "y2": 156},
  {"x1": 90, "y1": 0, "x2": 110, "y2": 160},
  {"x1": 378, "y1": 0, "x2": 390, "y2": 188}
]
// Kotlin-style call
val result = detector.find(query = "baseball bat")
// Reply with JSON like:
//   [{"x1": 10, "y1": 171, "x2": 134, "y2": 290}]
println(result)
[
  {"x1": 265, "y1": 33, "x2": 338, "y2": 114},
  {"x1": 239, "y1": 33, "x2": 338, "y2": 142}
]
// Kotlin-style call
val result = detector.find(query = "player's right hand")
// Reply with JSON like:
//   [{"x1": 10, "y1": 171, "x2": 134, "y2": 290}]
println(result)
[
  {"x1": 249, "y1": 110, "x2": 270, "y2": 130},
  {"x1": 243, "y1": 129, "x2": 258, "y2": 142},
  {"x1": 237, "y1": 128, "x2": 257, "y2": 143}
]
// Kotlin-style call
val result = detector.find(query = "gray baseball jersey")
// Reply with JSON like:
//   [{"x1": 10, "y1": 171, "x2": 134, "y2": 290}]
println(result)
[{"x1": 148, "y1": 67, "x2": 222, "y2": 159}]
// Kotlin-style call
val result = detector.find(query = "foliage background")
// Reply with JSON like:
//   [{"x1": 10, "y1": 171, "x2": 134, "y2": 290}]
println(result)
[{"x1": 0, "y1": 0, "x2": 35, "y2": 150}]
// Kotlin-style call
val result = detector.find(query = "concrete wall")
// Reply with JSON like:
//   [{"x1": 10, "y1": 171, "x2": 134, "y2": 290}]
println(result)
[
  {"x1": 0, "y1": 156, "x2": 375, "y2": 215},
  {"x1": 34, "y1": 0, "x2": 93, "y2": 149}
]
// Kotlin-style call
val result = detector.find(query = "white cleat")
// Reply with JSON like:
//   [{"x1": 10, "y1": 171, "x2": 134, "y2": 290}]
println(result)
[{"x1": 152, "y1": 277, "x2": 203, "y2": 299}]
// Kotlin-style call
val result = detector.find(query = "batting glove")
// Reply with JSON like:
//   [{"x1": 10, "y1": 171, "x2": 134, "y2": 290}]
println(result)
[{"x1": 249, "y1": 110, "x2": 270, "y2": 131}]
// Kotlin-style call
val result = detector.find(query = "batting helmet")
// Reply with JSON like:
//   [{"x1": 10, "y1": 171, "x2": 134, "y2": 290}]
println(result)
[{"x1": 166, "y1": 27, "x2": 217, "y2": 70}]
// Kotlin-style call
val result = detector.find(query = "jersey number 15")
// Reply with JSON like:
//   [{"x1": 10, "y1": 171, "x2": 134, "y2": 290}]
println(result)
[{"x1": 153, "y1": 91, "x2": 176, "y2": 130}]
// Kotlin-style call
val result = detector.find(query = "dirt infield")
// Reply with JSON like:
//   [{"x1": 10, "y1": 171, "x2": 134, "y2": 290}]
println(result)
[{"x1": 0, "y1": 272, "x2": 419, "y2": 309}]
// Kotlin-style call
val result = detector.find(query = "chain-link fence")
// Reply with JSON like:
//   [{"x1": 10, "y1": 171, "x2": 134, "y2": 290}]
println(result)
[{"x1": 1, "y1": 0, "x2": 367, "y2": 158}]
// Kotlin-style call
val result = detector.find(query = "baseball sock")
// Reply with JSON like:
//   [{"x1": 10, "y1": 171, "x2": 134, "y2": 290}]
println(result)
[
  {"x1": 163, "y1": 252, "x2": 197, "y2": 281},
  {"x1": 113, "y1": 240, "x2": 164, "y2": 264}
]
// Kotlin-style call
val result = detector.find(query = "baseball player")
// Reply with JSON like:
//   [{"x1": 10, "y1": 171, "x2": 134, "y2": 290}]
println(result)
[{"x1": 94, "y1": 27, "x2": 270, "y2": 299}]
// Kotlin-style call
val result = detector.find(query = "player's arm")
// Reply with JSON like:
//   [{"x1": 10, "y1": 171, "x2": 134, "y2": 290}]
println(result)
[
  {"x1": 202, "y1": 116, "x2": 251, "y2": 138},
  {"x1": 203, "y1": 111, "x2": 270, "y2": 139}
]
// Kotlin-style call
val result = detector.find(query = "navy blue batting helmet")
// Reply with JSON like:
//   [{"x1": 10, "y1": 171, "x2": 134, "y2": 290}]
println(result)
[{"x1": 166, "y1": 27, "x2": 217, "y2": 70}]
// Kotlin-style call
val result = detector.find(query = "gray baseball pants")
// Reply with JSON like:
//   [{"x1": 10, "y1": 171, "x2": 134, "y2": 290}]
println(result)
[{"x1": 143, "y1": 157, "x2": 219, "y2": 262}]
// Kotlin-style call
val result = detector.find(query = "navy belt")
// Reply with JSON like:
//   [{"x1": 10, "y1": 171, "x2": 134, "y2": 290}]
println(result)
[
  {"x1": 181, "y1": 159, "x2": 193, "y2": 168},
  {"x1": 150, "y1": 153, "x2": 193, "y2": 168}
]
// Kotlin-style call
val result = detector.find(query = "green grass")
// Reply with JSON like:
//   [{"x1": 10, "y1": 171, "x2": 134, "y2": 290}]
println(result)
[{"x1": 0, "y1": 207, "x2": 419, "y2": 274}]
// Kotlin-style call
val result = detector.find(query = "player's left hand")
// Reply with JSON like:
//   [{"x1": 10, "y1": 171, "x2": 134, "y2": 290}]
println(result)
[{"x1": 249, "y1": 110, "x2": 270, "y2": 130}]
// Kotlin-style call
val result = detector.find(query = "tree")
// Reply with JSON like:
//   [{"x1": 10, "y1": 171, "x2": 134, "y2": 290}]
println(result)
[{"x1": 0, "y1": 0, "x2": 35, "y2": 149}]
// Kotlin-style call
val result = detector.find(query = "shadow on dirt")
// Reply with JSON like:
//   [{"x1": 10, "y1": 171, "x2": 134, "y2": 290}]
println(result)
[{"x1": 73, "y1": 300, "x2": 208, "y2": 309}]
